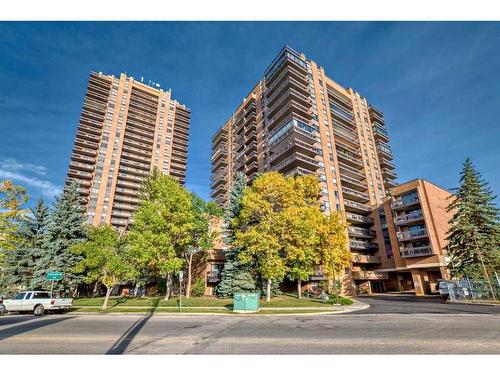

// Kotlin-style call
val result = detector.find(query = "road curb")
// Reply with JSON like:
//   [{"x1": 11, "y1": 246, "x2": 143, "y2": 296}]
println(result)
[{"x1": 67, "y1": 299, "x2": 370, "y2": 317}]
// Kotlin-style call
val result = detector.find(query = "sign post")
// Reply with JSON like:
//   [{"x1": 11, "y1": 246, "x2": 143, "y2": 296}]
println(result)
[
  {"x1": 46, "y1": 272, "x2": 63, "y2": 297},
  {"x1": 178, "y1": 271, "x2": 184, "y2": 311}
]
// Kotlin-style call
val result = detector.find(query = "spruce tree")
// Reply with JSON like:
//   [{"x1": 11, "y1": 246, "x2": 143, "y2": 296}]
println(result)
[
  {"x1": 32, "y1": 182, "x2": 87, "y2": 294},
  {"x1": 216, "y1": 173, "x2": 256, "y2": 298},
  {"x1": 0, "y1": 198, "x2": 49, "y2": 294},
  {"x1": 446, "y1": 158, "x2": 500, "y2": 279}
]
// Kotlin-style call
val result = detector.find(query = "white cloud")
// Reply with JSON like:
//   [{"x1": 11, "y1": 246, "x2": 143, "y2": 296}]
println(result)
[{"x1": 0, "y1": 158, "x2": 62, "y2": 198}]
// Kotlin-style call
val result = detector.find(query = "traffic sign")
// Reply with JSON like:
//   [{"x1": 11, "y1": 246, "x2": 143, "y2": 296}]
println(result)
[
  {"x1": 179, "y1": 271, "x2": 184, "y2": 281},
  {"x1": 46, "y1": 272, "x2": 63, "y2": 281}
]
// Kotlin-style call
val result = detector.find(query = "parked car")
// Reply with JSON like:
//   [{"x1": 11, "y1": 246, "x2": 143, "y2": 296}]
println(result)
[
  {"x1": 437, "y1": 279, "x2": 450, "y2": 301},
  {"x1": 0, "y1": 298, "x2": 6, "y2": 316},
  {"x1": 2, "y1": 291, "x2": 73, "y2": 316}
]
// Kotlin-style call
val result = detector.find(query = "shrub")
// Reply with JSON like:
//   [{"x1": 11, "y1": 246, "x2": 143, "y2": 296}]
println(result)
[{"x1": 191, "y1": 278, "x2": 206, "y2": 297}]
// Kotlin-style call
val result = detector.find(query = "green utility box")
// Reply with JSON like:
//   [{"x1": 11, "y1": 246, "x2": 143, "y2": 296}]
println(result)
[{"x1": 233, "y1": 292, "x2": 260, "y2": 313}]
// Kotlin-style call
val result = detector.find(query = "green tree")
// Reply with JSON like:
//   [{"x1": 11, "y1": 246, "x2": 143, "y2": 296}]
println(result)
[
  {"x1": 127, "y1": 171, "x2": 194, "y2": 300},
  {"x1": 0, "y1": 198, "x2": 50, "y2": 293},
  {"x1": 32, "y1": 182, "x2": 87, "y2": 294},
  {"x1": 184, "y1": 194, "x2": 222, "y2": 298},
  {"x1": 71, "y1": 225, "x2": 137, "y2": 309},
  {"x1": 0, "y1": 180, "x2": 29, "y2": 269},
  {"x1": 216, "y1": 173, "x2": 257, "y2": 298},
  {"x1": 446, "y1": 158, "x2": 500, "y2": 284}
]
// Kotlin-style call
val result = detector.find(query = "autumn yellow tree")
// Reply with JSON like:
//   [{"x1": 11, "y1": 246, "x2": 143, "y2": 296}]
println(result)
[
  {"x1": 318, "y1": 211, "x2": 350, "y2": 301},
  {"x1": 0, "y1": 180, "x2": 29, "y2": 269},
  {"x1": 236, "y1": 172, "x2": 326, "y2": 301}
]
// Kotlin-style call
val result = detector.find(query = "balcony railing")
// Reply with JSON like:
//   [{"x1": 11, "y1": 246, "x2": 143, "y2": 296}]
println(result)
[
  {"x1": 349, "y1": 239, "x2": 378, "y2": 250},
  {"x1": 348, "y1": 226, "x2": 376, "y2": 238},
  {"x1": 394, "y1": 211, "x2": 424, "y2": 225},
  {"x1": 351, "y1": 271, "x2": 388, "y2": 280},
  {"x1": 351, "y1": 255, "x2": 382, "y2": 264},
  {"x1": 345, "y1": 212, "x2": 374, "y2": 225},
  {"x1": 397, "y1": 228, "x2": 428, "y2": 241},
  {"x1": 344, "y1": 199, "x2": 372, "y2": 213},
  {"x1": 400, "y1": 245, "x2": 433, "y2": 258},
  {"x1": 391, "y1": 196, "x2": 420, "y2": 209}
]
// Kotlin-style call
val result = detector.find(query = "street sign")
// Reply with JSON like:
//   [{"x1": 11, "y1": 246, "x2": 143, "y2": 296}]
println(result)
[
  {"x1": 46, "y1": 272, "x2": 63, "y2": 281},
  {"x1": 179, "y1": 271, "x2": 184, "y2": 281}
]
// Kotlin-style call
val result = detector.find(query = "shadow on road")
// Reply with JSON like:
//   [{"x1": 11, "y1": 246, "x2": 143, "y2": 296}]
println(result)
[
  {"x1": 0, "y1": 316, "x2": 75, "y2": 341},
  {"x1": 106, "y1": 298, "x2": 160, "y2": 354}
]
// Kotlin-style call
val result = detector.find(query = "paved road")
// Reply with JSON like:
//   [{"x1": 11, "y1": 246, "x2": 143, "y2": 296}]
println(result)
[
  {"x1": 354, "y1": 294, "x2": 500, "y2": 314},
  {"x1": 0, "y1": 295, "x2": 498, "y2": 354}
]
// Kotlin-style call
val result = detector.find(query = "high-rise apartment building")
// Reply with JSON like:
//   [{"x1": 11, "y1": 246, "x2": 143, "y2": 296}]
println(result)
[
  {"x1": 66, "y1": 72, "x2": 190, "y2": 229},
  {"x1": 210, "y1": 46, "x2": 397, "y2": 294}
]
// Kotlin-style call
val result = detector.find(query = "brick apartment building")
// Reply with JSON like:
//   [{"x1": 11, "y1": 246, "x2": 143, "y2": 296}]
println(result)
[
  {"x1": 66, "y1": 72, "x2": 190, "y2": 229},
  {"x1": 209, "y1": 46, "x2": 452, "y2": 296}
]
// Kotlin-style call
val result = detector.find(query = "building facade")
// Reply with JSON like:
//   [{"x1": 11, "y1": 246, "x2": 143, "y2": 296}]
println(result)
[
  {"x1": 375, "y1": 179, "x2": 452, "y2": 295},
  {"x1": 209, "y1": 46, "x2": 399, "y2": 294},
  {"x1": 66, "y1": 71, "x2": 190, "y2": 229}
]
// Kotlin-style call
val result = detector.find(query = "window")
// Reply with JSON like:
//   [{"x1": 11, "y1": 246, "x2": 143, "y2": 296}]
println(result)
[
  {"x1": 33, "y1": 292, "x2": 50, "y2": 299},
  {"x1": 15, "y1": 293, "x2": 26, "y2": 300},
  {"x1": 24, "y1": 292, "x2": 33, "y2": 300}
]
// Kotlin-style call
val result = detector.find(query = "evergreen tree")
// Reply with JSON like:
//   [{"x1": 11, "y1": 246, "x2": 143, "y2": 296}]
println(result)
[
  {"x1": 446, "y1": 158, "x2": 500, "y2": 279},
  {"x1": 216, "y1": 173, "x2": 256, "y2": 298},
  {"x1": 0, "y1": 198, "x2": 49, "y2": 294},
  {"x1": 32, "y1": 182, "x2": 87, "y2": 294}
]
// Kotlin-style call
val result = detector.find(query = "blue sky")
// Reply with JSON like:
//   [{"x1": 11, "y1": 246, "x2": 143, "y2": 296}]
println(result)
[{"x1": 0, "y1": 22, "x2": 499, "y2": 205}]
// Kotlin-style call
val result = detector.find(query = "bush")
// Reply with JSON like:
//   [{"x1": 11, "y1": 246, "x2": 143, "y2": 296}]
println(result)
[{"x1": 191, "y1": 278, "x2": 206, "y2": 297}]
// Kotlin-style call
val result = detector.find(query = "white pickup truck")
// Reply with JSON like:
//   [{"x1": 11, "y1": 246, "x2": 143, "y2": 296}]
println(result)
[{"x1": 1, "y1": 291, "x2": 73, "y2": 316}]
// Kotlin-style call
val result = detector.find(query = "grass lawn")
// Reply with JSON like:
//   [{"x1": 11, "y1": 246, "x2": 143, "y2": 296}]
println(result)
[{"x1": 73, "y1": 293, "x2": 352, "y2": 310}]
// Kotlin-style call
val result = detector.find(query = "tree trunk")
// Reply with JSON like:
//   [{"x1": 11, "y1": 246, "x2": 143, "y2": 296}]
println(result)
[
  {"x1": 186, "y1": 254, "x2": 193, "y2": 298},
  {"x1": 164, "y1": 273, "x2": 171, "y2": 301},
  {"x1": 103, "y1": 286, "x2": 112, "y2": 310},
  {"x1": 297, "y1": 279, "x2": 302, "y2": 299},
  {"x1": 92, "y1": 281, "x2": 99, "y2": 298},
  {"x1": 266, "y1": 279, "x2": 272, "y2": 302}
]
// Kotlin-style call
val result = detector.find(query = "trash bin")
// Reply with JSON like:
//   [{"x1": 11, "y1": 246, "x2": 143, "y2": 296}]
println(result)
[{"x1": 233, "y1": 292, "x2": 260, "y2": 313}]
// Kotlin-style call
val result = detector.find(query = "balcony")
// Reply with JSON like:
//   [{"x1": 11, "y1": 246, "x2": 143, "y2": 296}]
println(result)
[
  {"x1": 351, "y1": 254, "x2": 382, "y2": 264},
  {"x1": 346, "y1": 212, "x2": 374, "y2": 226},
  {"x1": 340, "y1": 174, "x2": 368, "y2": 192},
  {"x1": 400, "y1": 245, "x2": 433, "y2": 258},
  {"x1": 269, "y1": 117, "x2": 318, "y2": 147},
  {"x1": 348, "y1": 226, "x2": 376, "y2": 238},
  {"x1": 270, "y1": 138, "x2": 318, "y2": 164},
  {"x1": 211, "y1": 147, "x2": 228, "y2": 163},
  {"x1": 333, "y1": 125, "x2": 358, "y2": 145},
  {"x1": 207, "y1": 272, "x2": 221, "y2": 283},
  {"x1": 336, "y1": 149, "x2": 364, "y2": 169},
  {"x1": 338, "y1": 161, "x2": 366, "y2": 180},
  {"x1": 372, "y1": 126, "x2": 389, "y2": 142},
  {"x1": 382, "y1": 167, "x2": 397, "y2": 180},
  {"x1": 271, "y1": 152, "x2": 319, "y2": 174},
  {"x1": 384, "y1": 178, "x2": 397, "y2": 188},
  {"x1": 342, "y1": 187, "x2": 369, "y2": 203},
  {"x1": 245, "y1": 161, "x2": 259, "y2": 174},
  {"x1": 394, "y1": 211, "x2": 424, "y2": 225},
  {"x1": 267, "y1": 100, "x2": 312, "y2": 133},
  {"x1": 377, "y1": 144, "x2": 393, "y2": 159},
  {"x1": 379, "y1": 158, "x2": 396, "y2": 170},
  {"x1": 391, "y1": 196, "x2": 420, "y2": 210},
  {"x1": 349, "y1": 239, "x2": 378, "y2": 251},
  {"x1": 397, "y1": 228, "x2": 428, "y2": 241},
  {"x1": 352, "y1": 271, "x2": 388, "y2": 280},
  {"x1": 344, "y1": 199, "x2": 371, "y2": 214}
]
